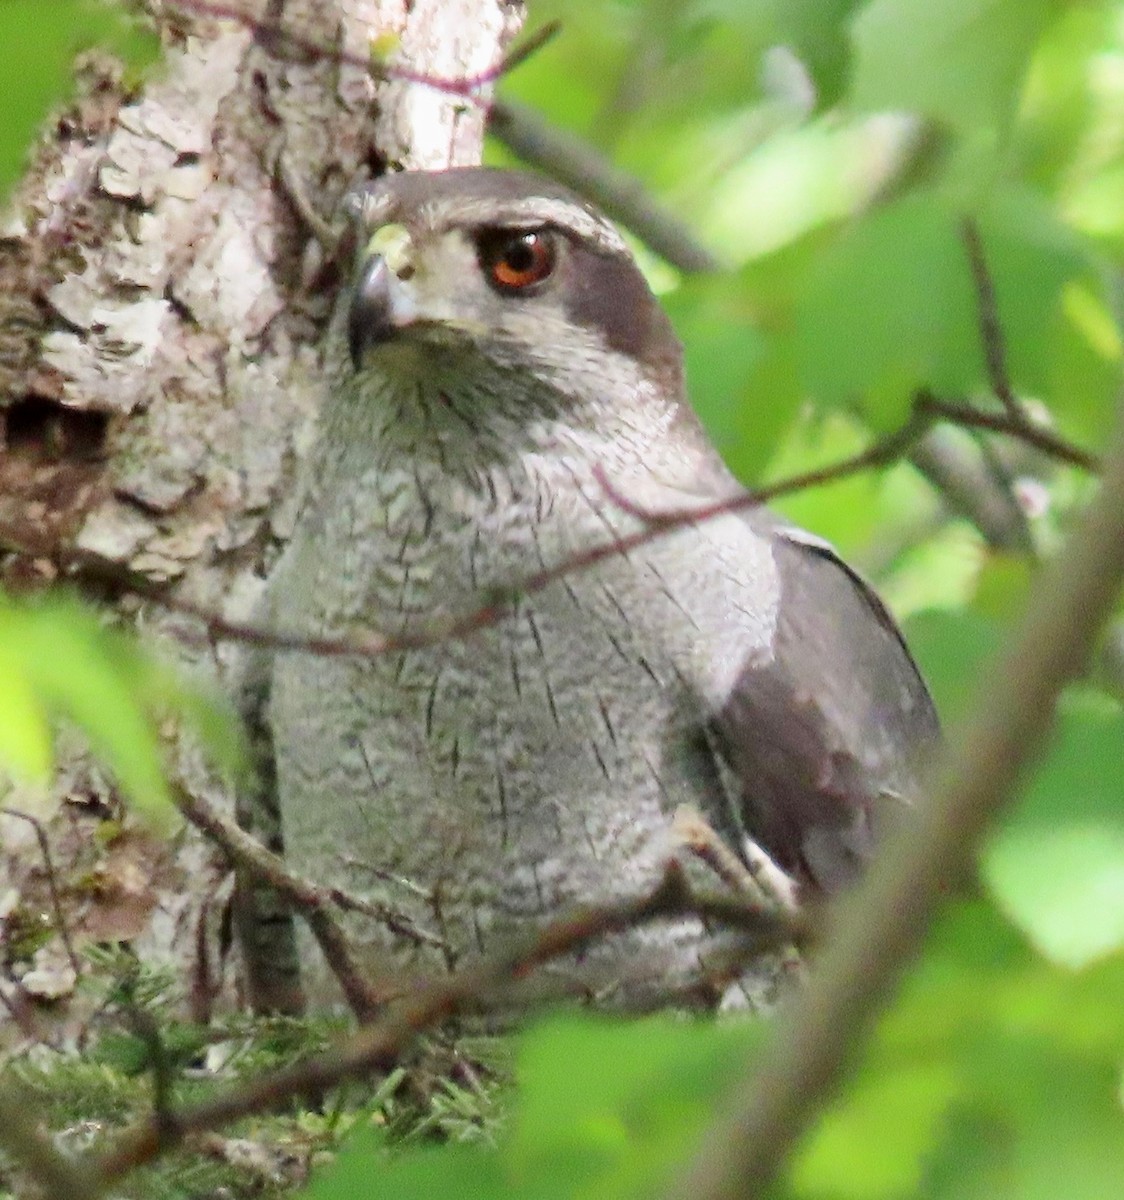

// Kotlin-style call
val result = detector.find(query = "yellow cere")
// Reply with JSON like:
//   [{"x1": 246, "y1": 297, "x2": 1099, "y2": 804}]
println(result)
[{"x1": 366, "y1": 223, "x2": 414, "y2": 277}]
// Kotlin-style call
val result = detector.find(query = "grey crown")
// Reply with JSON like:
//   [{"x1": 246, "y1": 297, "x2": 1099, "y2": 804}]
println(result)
[{"x1": 234, "y1": 167, "x2": 938, "y2": 1014}]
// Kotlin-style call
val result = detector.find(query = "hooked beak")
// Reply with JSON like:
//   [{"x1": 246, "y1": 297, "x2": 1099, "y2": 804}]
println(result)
[{"x1": 347, "y1": 224, "x2": 418, "y2": 369}]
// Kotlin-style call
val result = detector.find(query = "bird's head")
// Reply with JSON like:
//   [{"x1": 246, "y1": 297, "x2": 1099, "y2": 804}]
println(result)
[{"x1": 344, "y1": 168, "x2": 684, "y2": 409}]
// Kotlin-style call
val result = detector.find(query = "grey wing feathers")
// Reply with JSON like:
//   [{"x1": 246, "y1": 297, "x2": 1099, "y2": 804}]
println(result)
[{"x1": 712, "y1": 523, "x2": 939, "y2": 894}]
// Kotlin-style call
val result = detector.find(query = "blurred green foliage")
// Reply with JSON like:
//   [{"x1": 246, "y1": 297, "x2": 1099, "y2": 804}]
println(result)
[
  {"x1": 304, "y1": 904, "x2": 1124, "y2": 1199},
  {"x1": 0, "y1": 0, "x2": 157, "y2": 197},
  {"x1": 2, "y1": 0, "x2": 1123, "y2": 1198},
  {"x1": 0, "y1": 592, "x2": 241, "y2": 824},
  {"x1": 491, "y1": 0, "x2": 1124, "y2": 569}
]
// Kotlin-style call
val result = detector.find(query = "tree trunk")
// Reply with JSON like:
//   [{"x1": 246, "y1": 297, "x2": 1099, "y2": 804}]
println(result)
[{"x1": 0, "y1": 0, "x2": 523, "y2": 1026}]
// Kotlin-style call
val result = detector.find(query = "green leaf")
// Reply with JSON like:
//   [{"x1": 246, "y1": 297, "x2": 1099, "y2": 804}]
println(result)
[
  {"x1": 761, "y1": 410, "x2": 932, "y2": 562},
  {"x1": 792, "y1": 900, "x2": 1124, "y2": 1198},
  {"x1": 902, "y1": 609, "x2": 1002, "y2": 725},
  {"x1": 971, "y1": 553, "x2": 1034, "y2": 622},
  {"x1": 983, "y1": 698, "x2": 1124, "y2": 968},
  {"x1": 663, "y1": 275, "x2": 798, "y2": 483},
  {"x1": 0, "y1": 592, "x2": 243, "y2": 827},
  {"x1": 794, "y1": 186, "x2": 1095, "y2": 431},
  {"x1": 298, "y1": 1125, "x2": 508, "y2": 1200},
  {"x1": 300, "y1": 1016, "x2": 765, "y2": 1200},
  {"x1": 0, "y1": 635, "x2": 52, "y2": 782},
  {"x1": 1048, "y1": 278, "x2": 1123, "y2": 448},
  {"x1": 1018, "y1": 5, "x2": 1124, "y2": 197},
  {"x1": 511, "y1": 1015, "x2": 761, "y2": 1199},
  {"x1": 975, "y1": 188, "x2": 1099, "y2": 408},
  {"x1": 0, "y1": 0, "x2": 157, "y2": 197},
  {"x1": 790, "y1": 1062, "x2": 962, "y2": 1198},
  {"x1": 848, "y1": 0, "x2": 1056, "y2": 132},
  {"x1": 769, "y1": 0, "x2": 864, "y2": 110},
  {"x1": 13, "y1": 603, "x2": 174, "y2": 823},
  {"x1": 879, "y1": 520, "x2": 983, "y2": 619},
  {"x1": 794, "y1": 193, "x2": 981, "y2": 426}
]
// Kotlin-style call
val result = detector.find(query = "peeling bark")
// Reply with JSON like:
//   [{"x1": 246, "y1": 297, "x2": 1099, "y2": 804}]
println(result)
[{"x1": 0, "y1": 0, "x2": 523, "y2": 1031}]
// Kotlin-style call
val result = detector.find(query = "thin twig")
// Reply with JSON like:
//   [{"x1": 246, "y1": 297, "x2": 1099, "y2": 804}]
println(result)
[
  {"x1": 92, "y1": 862, "x2": 798, "y2": 1185},
  {"x1": 170, "y1": 1, "x2": 553, "y2": 98},
  {"x1": 493, "y1": 19, "x2": 562, "y2": 78},
  {"x1": 172, "y1": 790, "x2": 441, "y2": 1021},
  {"x1": 0, "y1": 807, "x2": 81, "y2": 977},
  {"x1": 175, "y1": 792, "x2": 382, "y2": 1021},
  {"x1": 0, "y1": 1092, "x2": 102, "y2": 1200},
  {"x1": 593, "y1": 405, "x2": 934, "y2": 529},
  {"x1": 960, "y1": 218, "x2": 1024, "y2": 420},
  {"x1": 0, "y1": 382, "x2": 1097, "y2": 673},
  {"x1": 917, "y1": 391, "x2": 1101, "y2": 472},
  {"x1": 0, "y1": 406, "x2": 936, "y2": 667},
  {"x1": 177, "y1": 790, "x2": 443, "y2": 949},
  {"x1": 489, "y1": 100, "x2": 722, "y2": 273},
  {"x1": 663, "y1": 397, "x2": 1124, "y2": 1199}
]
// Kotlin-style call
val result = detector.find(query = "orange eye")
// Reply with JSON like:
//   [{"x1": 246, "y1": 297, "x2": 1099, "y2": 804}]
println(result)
[{"x1": 477, "y1": 229, "x2": 557, "y2": 292}]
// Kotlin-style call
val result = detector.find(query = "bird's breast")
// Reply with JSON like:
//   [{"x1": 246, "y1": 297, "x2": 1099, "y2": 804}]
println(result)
[{"x1": 266, "y1": 449, "x2": 781, "y2": 981}]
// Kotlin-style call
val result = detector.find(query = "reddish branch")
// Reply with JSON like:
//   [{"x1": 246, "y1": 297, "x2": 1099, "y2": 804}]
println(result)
[
  {"x1": 916, "y1": 391, "x2": 1100, "y2": 473},
  {"x1": 0, "y1": 384, "x2": 1100, "y2": 670},
  {"x1": 177, "y1": 791, "x2": 373, "y2": 1021},
  {"x1": 2, "y1": 407, "x2": 933, "y2": 667},
  {"x1": 175, "y1": 789, "x2": 447, "y2": 1022},
  {"x1": 170, "y1": 0, "x2": 559, "y2": 98},
  {"x1": 92, "y1": 862, "x2": 799, "y2": 1185},
  {"x1": 960, "y1": 218, "x2": 1025, "y2": 421},
  {"x1": 955, "y1": 219, "x2": 1098, "y2": 466},
  {"x1": 0, "y1": 807, "x2": 81, "y2": 978}
]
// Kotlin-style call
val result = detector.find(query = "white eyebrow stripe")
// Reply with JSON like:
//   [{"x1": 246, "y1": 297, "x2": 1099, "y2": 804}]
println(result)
[
  {"x1": 357, "y1": 188, "x2": 629, "y2": 258},
  {"x1": 427, "y1": 196, "x2": 629, "y2": 254}
]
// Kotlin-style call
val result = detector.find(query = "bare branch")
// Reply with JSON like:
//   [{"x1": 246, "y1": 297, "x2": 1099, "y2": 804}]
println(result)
[
  {"x1": 177, "y1": 789, "x2": 446, "y2": 953},
  {"x1": 0, "y1": 406, "x2": 936, "y2": 665},
  {"x1": 663, "y1": 395, "x2": 1124, "y2": 1200},
  {"x1": 0, "y1": 808, "x2": 81, "y2": 978},
  {"x1": 92, "y1": 863, "x2": 799, "y2": 1185},
  {"x1": 169, "y1": 0, "x2": 545, "y2": 97},
  {"x1": 173, "y1": 789, "x2": 446, "y2": 1021},
  {"x1": 594, "y1": 405, "x2": 935, "y2": 529},
  {"x1": 0, "y1": 1092, "x2": 101, "y2": 1200},
  {"x1": 489, "y1": 100, "x2": 722, "y2": 273},
  {"x1": 0, "y1": 380, "x2": 1098, "y2": 679},
  {"x1": 917, "y1": 391, "x2": 1101, "y2": 473},
  {"x1": 492, "y1": 19, "x2": 562, "y2": 78},
  {"x1": 960, "y1": 218, "x2": 1025, "y2": 420}
]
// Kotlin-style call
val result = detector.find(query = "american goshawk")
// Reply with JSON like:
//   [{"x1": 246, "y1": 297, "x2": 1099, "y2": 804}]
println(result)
[{"x1": 234, "y1": 168, "x2": 938, "y2": 1014}]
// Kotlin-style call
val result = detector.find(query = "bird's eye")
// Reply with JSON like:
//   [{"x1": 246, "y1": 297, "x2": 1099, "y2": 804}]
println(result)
[{"x1": 476, "y1": 229, "x2": 558, "y2": 293}]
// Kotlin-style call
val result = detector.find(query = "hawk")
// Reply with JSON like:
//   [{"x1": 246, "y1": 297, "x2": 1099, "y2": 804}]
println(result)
[{"x1": 234, "y1": 168, "x2": 937, "y2": 1013}]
